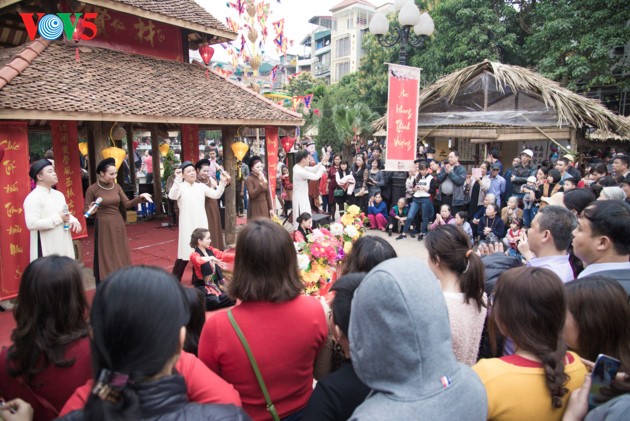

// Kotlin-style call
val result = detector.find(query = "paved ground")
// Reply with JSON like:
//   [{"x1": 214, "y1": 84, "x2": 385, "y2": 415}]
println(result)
[{"x1": 361, "y1": 228, "x2": 429, "y2": 261}]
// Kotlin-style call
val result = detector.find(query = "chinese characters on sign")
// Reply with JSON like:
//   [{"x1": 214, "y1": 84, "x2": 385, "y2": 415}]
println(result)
[
  {"x1": 51, "y1": 121, "x2": 87, "y2": 239},
  {"x1": 385, "y1": 64, "x2": 421, "y2": 172},
  {"x1": 0, "y1": 122, "x2": 31, "y2": 299},
  {"x1": 265, "y1": 127, "x2": 279, "y2": 204},
  {"x1": 181, "y1": 125, "x2": 200, "y2": 163}
]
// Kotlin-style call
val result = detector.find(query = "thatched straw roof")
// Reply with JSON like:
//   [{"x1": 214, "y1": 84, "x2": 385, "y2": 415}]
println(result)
[{"x1": 373, "y1": 60, "x2": 630, "y2": 140}]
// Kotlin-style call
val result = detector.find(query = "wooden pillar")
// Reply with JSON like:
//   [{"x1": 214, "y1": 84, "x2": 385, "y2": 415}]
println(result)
[
  {"x1": 150, "y1": 124, "x2": 164, "y2": 215},
  {"x1": 570, "y1": 128, "x2": 578, "y2": 156},
  {"x1": 126, "y1": 123, "x2": 136, "y2": 189},
  {"x1": 87, "y1": 121, "x2": 110, "y2": 183},
  {"x1": 222, "y1": 126, "x2": 237, "y2": 245}
]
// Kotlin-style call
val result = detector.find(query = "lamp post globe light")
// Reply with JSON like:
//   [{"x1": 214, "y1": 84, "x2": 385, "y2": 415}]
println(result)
[{"x1": 368, "y1": 0, "x2": 434, "y2": 65}]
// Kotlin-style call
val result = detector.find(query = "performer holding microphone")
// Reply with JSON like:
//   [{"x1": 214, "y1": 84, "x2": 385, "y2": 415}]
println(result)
[
  {"x1": 23, "y1": 159, "x2": 82, "y2": 261},
  {"x1": 84, "y1": 158, "x2": 152, "y2": 284},
  {"x1": 169, "y1": 161, "x2": 226, "y2": 281}
]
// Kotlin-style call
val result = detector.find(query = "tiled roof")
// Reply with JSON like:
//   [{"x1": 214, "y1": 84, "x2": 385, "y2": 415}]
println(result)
[
  {"x1": 0, "y1": 41, "x2": 303, "y2": 126},
  {"x1": 330, "y1": 0, "x2": 375, "y2": 12},
  {"x1": 81, "y1": 0, "x2": 237, "y2": 41}
]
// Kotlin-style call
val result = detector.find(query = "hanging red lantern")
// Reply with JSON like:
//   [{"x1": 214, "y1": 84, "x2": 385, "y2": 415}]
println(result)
[
  {"x1": 280, "y1": 136, "x2": 295, "y2": 154},
  {"x1": 198, "y1": 43, "x2": 214, "y2": 65}
]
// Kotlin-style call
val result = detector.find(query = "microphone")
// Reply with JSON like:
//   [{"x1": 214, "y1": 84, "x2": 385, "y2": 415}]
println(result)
[
  {"x1": 62, "y1": 205, "x2": 70, "y2": 231},
  {"x1": 84, "y1": 197, "x2": 103, "y2": 218}
]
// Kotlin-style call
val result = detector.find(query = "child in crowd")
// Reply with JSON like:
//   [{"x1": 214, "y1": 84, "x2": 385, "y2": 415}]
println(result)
[
  {"x1": 500, "y1": 196, "x2": 523, "y2": 228},
  {"x1": 455, "y1": 211, "x2": 474, "y2": 242},
  {"x1": 189, "y1": 228, "x2": 234, "y2": 311},
  {"x1": 521, "y1": 176, "x2": 537, "y2": 228},
  {"x1": 562, "y1": 177, "x2": 577, "y2": 192},
  {"x1": 367, "y1": 193, "x2": 388, "y2": 231},
  {"x1": 478, "y1": 203, "x2": 505, "y2": 244},
  {"x1": 405, "y1": 167, "x2": 416, "y2": 203},
  {"x1": 387, "y1": 197, "x2": 409, "y2": 236},
  {"x1": 281, "y1": 166, "x2": 293, "y2": 217},
  {"x1": 503, "y1": 217, "x2": 525, "y2": 259}
]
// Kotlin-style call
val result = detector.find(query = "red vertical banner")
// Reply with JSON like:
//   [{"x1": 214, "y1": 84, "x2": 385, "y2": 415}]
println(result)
[
  {"x1": 181, "y1": 124, "x2": 200, "y2": 163},
  {"x1": 385, "y1": 64, "x2": 421, "y2": 172},
  {"x1": 265, "y1": 126, "x2": 279, "y2": 204},
  {"x1": 0, "y1": 122, "x2": 30, "y2": 299},
  {"x1": 51, "y1": 121, "x2": 87, "y2": 240}
]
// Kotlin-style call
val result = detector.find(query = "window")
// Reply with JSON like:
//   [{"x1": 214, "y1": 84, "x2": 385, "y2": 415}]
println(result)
[
  {"x1": 335, "y1": 61, "x2": 351, "y2": 82},
  {"x1": 335, "y1": 36, "x2": 351, "y2": 58},
  {"x1": 356, "y1": 10, "x2": 372, "y2": 27},
  {"x1": 347, "y1": 18, "x2": 353, "y2": 29}
]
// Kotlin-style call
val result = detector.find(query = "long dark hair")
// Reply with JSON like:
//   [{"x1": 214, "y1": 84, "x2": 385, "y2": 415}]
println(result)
[
  {"x1": 566, "y1": 276, "x2": 630, "y2": 364},
  {"x1": 340, "y1": 236, "x2": 397, "y2": 276},
  {"x1": 425, "y1": 224, "x2": 485, "y2": 311},
  {"x1": 490, "y1": 266, "x2": 569, "y2": 409},
  {"x1": 84, "y1": 266, "x2": 189, "y2": 420},
  {"x1": 7, "y1": 256, "x2": 88, "y2": 383},
  {"x1": 338, "y1": 160, "x2": 350, "y2": 177},
  {"x1": 182, "y1": 287, "x2": 206, "y2": 356}
]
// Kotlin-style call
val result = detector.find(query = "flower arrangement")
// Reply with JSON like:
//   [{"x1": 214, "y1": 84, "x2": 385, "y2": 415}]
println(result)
[{"x1": 296, "y1": 204, "x2": 368, "y2": 296}]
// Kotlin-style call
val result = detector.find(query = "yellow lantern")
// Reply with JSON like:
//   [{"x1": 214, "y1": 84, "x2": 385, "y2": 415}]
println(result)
[
  {"x1": 101, "y1": 146, "x2": 126, "y2": 170},
  {"x1": 231, "y1": 141, "x2": 249, "y2": 162},
  {"x1": 159, "y1": 143, "x2": 170, "y2": 157},
  {"x1": 78, "y1": 142, "x2": 88, "y2": 157}
]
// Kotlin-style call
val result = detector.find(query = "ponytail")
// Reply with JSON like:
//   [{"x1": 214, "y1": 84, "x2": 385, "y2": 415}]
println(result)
[{"x1": 459, "y1": 251, "x2": 486, "y2": 311}]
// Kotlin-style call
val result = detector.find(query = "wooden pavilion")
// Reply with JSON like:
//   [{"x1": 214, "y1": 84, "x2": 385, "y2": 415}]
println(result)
[
  {"x1": 374, "y1": 60, "x2": 630, "y2": 164},
  {"x1": 0, "y1": 0, "x2": 303, "y2": 299}
]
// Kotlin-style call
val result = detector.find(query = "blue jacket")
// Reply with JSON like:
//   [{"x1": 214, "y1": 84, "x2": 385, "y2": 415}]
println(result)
[{"x1": 368, "y1": 201, "x2": 388, "y2": 218}]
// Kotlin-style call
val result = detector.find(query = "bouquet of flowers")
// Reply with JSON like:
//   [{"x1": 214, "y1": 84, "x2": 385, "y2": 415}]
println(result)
[
  {"x1": 297, "y1": 228, "x2": 344, "y2": 295},
  {"x1": 296, "y1": 204, "x2": 368, "y2": 296}
]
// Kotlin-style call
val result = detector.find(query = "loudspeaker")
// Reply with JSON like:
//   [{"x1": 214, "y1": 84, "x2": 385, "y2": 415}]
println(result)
[{"x1": 312, "y1": 213, "x2": 330, "y2": 228}]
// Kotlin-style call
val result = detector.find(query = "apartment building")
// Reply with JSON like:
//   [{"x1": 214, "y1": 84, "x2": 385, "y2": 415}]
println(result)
[
  {"x1": 330, "y1": 0, "x2": 376, "y2": 83},
  {"x1": 299, "y1": 16, "x2": 333, "y2": 84}
]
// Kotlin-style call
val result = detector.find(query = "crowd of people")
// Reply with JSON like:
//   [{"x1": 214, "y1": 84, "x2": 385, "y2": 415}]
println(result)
[{"x1": 4, "y1": 142, "x2": 629, "y2": 420}]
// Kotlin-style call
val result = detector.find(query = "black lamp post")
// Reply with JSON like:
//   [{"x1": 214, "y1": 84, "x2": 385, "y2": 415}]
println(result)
[{"x1": 368, "y1": 0, "x2": 435, "y2": 65}]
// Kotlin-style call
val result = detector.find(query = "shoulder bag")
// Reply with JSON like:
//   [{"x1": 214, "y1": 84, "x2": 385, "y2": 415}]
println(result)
[{"x1": 228, "y1": 310, "x2": 281, "y2": 421}]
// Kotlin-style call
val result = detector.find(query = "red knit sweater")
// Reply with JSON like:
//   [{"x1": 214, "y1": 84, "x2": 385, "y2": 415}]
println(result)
[{"x1": 198, "y1": 296, "x2": 328, "y2": 421}]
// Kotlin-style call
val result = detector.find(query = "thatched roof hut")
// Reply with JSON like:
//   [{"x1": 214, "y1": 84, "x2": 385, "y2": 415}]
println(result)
[{"x1": 373, "y1": 60, "x2": 630, "y2": 151}]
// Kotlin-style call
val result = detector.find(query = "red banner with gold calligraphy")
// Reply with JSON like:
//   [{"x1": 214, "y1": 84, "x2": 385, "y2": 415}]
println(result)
[
  {"x1": 51, "y1": 121, "x2": 87, "y2": 240},
  {"x1": 0, "y1": 122, "x2": 30, "y2": 299},
  {"x1": 265, "y1": 126, "x2": 279, "y2": 205},
  {"x1": 385, "y1": 64, "x2": 421, "y2": 172},
  {"x1": 64, "y1": 1, "x2": 183, "y2": 61},
  {"x1": 181, "y1": 124, "x2": 200, "y2": 163}
]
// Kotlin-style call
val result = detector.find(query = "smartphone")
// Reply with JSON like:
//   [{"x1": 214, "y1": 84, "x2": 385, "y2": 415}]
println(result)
[{"x1": 588, "y1": 354, "x2": 621, "y2": 410}]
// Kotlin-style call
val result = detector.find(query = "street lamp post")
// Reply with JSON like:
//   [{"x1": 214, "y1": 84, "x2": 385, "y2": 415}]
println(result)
[{"x1": 368, "y1": 0, "x2": 435, "y2": 65}]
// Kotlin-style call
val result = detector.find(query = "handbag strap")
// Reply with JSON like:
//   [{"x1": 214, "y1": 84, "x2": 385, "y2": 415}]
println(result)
[{"x1": 227, "y1": 310, "x2": 280, "y2": 421}]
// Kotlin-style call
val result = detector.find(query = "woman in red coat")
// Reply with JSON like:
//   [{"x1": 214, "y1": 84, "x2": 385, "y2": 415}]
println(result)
[
  {"x1": 0, "y1": 256, "x2": 91, "y2": 421},
  {"x1": 199, "y1": 219, "x2": 328, "y2": 421}
]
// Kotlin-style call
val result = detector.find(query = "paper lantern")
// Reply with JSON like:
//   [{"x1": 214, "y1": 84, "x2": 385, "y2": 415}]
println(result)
[
  {"x1": 198, "y1": 43, "x2": 214, "y2": 65},
  {"x1": 281, "y1": 136, "x2": 295, "y2": 154},
  {"x1": 78, "y1": 142, "x2": 88, "y2": 157},
  {"x1": 101, "y1": 146, "x2": 126, "y2": 170},
  {"x1": 231, "y1": 141, "x2": 249, "y2": 162},
  {"x1": 250, "y1": 55, "x2": 262, "y2": 70},
  {"x1": 71, "y1": 17, "x2": 84, "y2": 43},
  {"x1": 159, "y1": 143, "x2": 170, "y2": 157},
  {"x1": 248, "y1": 28, "x2": 258, "y2": 43}
]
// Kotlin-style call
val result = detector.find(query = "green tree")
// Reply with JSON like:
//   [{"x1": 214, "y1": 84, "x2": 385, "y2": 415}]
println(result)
[
  {"x1": 285, "y1": 72, "x2": 325, "y2": 97},
  {"x1": 317, "y1": 93, "x2": 339, "y2": 152},
  {"x1": 333, "y1": 103, "x2": 379, "y2": 160},
  {"x1": 522, "y1": 0, "x2": 630, "y2": 91},
  {"x1": 410, "y1": 0, "x2": 520, "y2": 83}
]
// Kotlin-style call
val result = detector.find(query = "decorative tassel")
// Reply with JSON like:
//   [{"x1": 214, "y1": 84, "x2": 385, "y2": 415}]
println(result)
[
  {"x1": 205, "y1": 68, "x2": 209, "y2": 79},
  {"x1": 75, "y1": 47, "x2": 80, "y2": 62}
]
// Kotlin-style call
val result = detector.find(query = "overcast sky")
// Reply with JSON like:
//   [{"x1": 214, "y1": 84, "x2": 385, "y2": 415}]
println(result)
[{"x1": 196, "y1": 0, "x2": 390, "y2": 61}]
